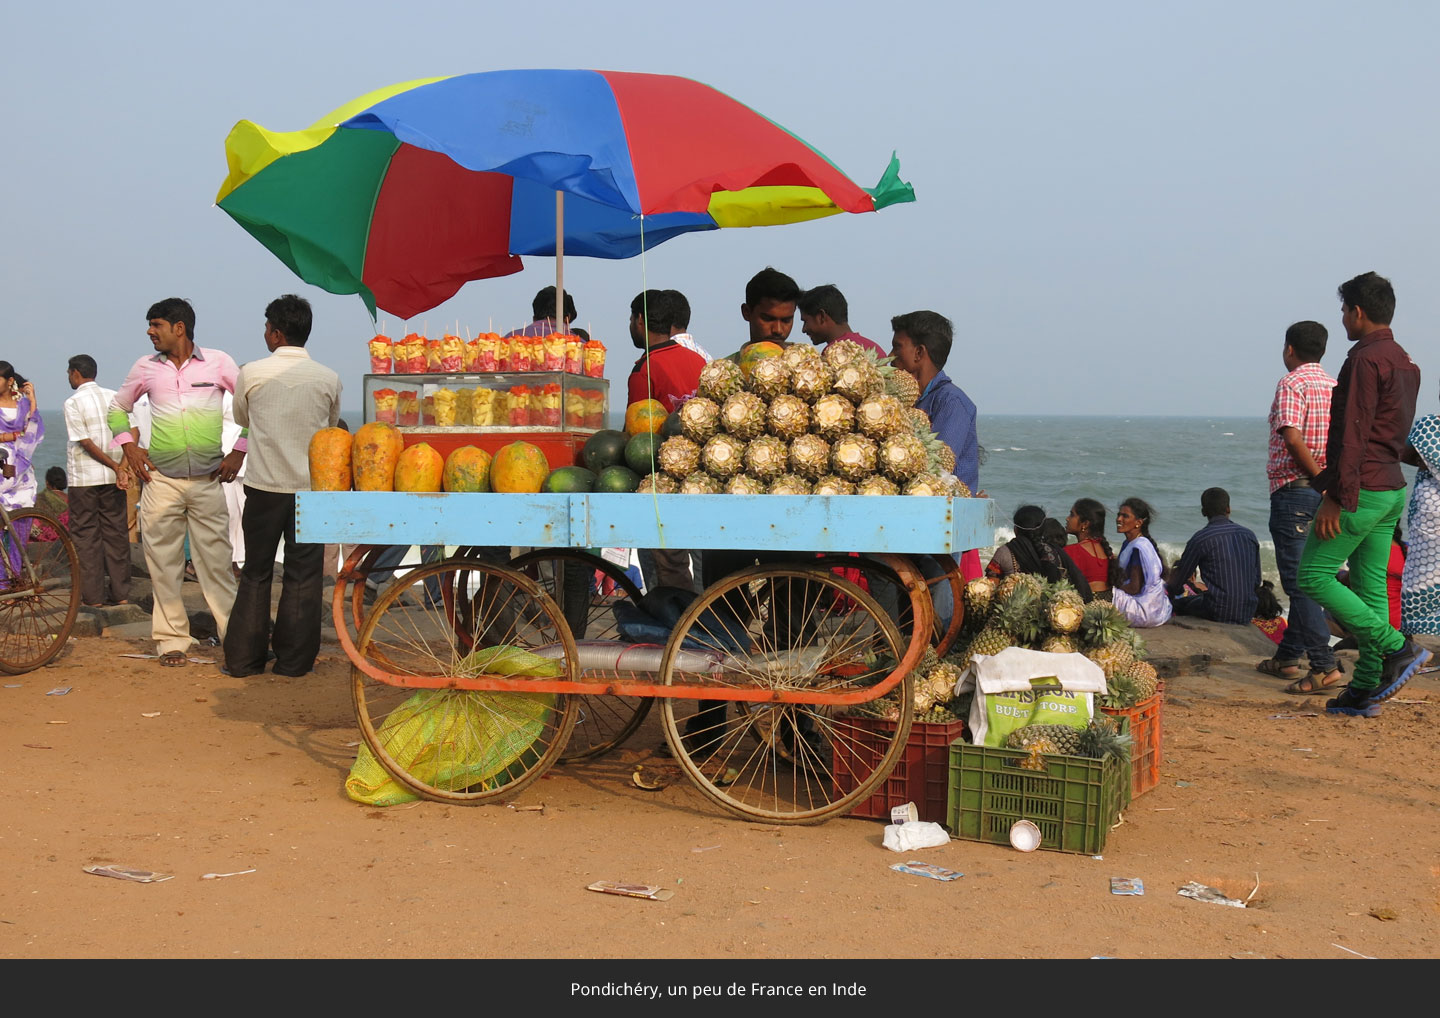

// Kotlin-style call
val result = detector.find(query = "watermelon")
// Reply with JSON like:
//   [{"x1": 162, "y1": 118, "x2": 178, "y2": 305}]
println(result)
[
  {"x1": 624, "y1": 431, "x2": 661, "y2": 476},
  {"x1": 543, "y1": 466, "x2": 598, "y2": 493},
  {"x1": 582, "y1": 429, "x2": 629, "y2": 473},
  {"x1": 594, "y1": 465, "x2": 641, "y2": 493}
]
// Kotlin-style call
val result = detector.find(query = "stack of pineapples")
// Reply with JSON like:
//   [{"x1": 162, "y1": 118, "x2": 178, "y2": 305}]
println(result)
[
  {"x1": 639, "y1": 340, "x2": 971, "y2": 496},
  {"x1": 848, "y1": 647, "x2": 970, "y2": 724},
  {"x1": 947, "y1": 573, "x2": 1161, "y2": 710}
]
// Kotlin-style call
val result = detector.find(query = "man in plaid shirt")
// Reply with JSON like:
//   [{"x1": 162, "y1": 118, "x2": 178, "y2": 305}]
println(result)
[{"x1": 1259, "y1": 321, "x2": 1339, "y2": 693}]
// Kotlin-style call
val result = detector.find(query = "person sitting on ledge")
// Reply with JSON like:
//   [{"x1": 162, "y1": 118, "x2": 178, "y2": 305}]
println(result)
[{"x1": 1166, "y1": 487, "x2": 1261, "y2": 624}]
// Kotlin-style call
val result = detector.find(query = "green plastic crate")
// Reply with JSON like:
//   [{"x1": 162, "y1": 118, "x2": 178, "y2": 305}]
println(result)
[{"x1": 946, "y1": 740, "x2": 1127, "y2": 855}]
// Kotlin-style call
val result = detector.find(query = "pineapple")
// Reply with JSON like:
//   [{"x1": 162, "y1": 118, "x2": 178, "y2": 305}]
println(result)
[
  {"x1": 963, "y1": 576, "x2": 997, "y2": 622},
  {"x1": 679, "y1": 472, "x2": 723, "y2": 494},
  {"x1": 811, "y1": 393, "x2": 857, "y2": 440},
  {"x1": 1006, "y1": 723, "x2": 1083, "y2": 755},
  {"x1": 743, "y1": 435, "x2": 789, "y2": 482},
  {"x1": 905, "y1": 406, "x2": 930, "y2": 432},
  {"x1": 885, "y1": 368, "x2": 921, "y2": 408},
  {"x1": 1086, "y1": 640, "x2": 1136, "y2": 678},
  {"x1": 993, "y1": 584, "x2": 1044, "y2": 647},
  {"x1": 856, "y1": 476, "x2": 900, "y2": 495},
  {"x1": 812, "y1": 475, "x2": 856, "y2": 495},
  {"x1": 1100, "y1": 667, "x2": 1141, "y2": 710},
  {"x1": 724, "y1": 474, "x2": 767, "y2": 495},
  {"x1": 748, "y1": 357, "x2": 792, "y2": 400},
  {"x1": 879, "y1": 432, "x2": 929, "y2": 482},
  {"x1": 856, "y1": 394, "x2": 906, "y2": 440},
  {"x1": 720, "y1": 391, "x2": 767, "y2": 440},
  {"x1": 790, "y1": 360, "x2": 833, "y2": 403},
  {"x1": 941, "y1": 474, "x2": 973, "y2": 498},
  {"x1": 766, "y1": 394, "x2": 810, "y2": 440},
  {"x1": 821, "y1": 337, "x2": 866, "y2": 368},
  {"x1": 832, "y1": 359, "x2": 883, "y2": 404},
  {"x1": 1040, "y1": 634, "x2": 1079, "y2": 655},
  {"x1": 637, "y1": 472, "x2": 678, "y2": 494},
  {"x1": 830, "y1": 433, "x2": 878, "y2": 481},
  {"x1": 1018, "y1": 743, "x2": 1053, "y2": 772},
  {"x1": 658, "y1": 435, "x2": 701, "y2": 478},
  {"x1": 697, "y1": 359, "x2": 745, "y2": 402},
  {"x1": 780, "y1": 343, "x2": 822, "y2": 372},
  {"x1": 788, "y1": 434, "x2": 831, "y2": 480},
  {"x1": 1113, "y1": 659, "x2": 1159, "y2": 702},
  {"x1": 1044, "y1": 585, "x2": 1086, "y2": 634},
  {"x1": 1078, "y1": 719, "x2": 1133, "y2": 762},
  {"x1": 701, "y1": 433, "x2": 747, "y2": 480},
  {"x1": 903, "y1": 473, "x2": 947, "y2": 496},
  {"x1": 678, "y1": 396, "x2": 721, "y2": 443},
  {"x1": 769, "y1": 473, "x2": 812, "y2": 495},
  {"x1": 968, "y1": 624, "x2": 1015, "y2": 660},
  {"x1": 1079, "y1": 600, "x2": 1129, "y2": 649}
]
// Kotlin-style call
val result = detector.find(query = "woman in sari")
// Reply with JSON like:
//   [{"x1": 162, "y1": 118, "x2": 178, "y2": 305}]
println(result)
[
  {"x1": 1401, "y1": 409, "x2": 1440, "y2": 634},
  {"x1": 1112, "y1": 497, "x2": 1172, "y2": 627},
  {"x1": 0, "y1": 361, "x2": 44, "y2": 582}
]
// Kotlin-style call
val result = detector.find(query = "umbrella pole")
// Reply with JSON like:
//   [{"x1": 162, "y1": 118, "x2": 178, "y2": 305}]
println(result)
[{"x1": 554, "y1": 191, "x2": 565, "y2": 333}]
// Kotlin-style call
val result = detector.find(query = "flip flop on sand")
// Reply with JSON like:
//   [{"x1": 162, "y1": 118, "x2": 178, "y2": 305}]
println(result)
[
  {"x1": 159, "y1": 651, "x2": 187, "y2": 668},
  {"x1": 1284, "y1": 665, "x2": 1344, "y2": 695}
]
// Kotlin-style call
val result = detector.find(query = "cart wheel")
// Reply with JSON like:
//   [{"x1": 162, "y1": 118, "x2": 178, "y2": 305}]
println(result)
[
  {"x1": 352, "y1": 558, "x2": 578, "y2": 804},
  {"x1": 507, "y1": 549, "x2": 653, "y2": 762},
  {"x1": 0, "y1": 510, "x2": 80, "y2": 675},
  {"x1": 659, "y1": 565, "x2": 913, "y2": 824},
  {"x1": 809, "y1": 552, "x2": 964, "y2": 658}
]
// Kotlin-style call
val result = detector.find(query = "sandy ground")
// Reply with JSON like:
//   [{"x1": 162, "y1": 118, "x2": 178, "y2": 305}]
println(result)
[{"x1": 2, "y1": 571, "x2": 1438, "y2": 964}]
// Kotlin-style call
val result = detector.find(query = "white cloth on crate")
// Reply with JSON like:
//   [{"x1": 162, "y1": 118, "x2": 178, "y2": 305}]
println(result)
[{"x1": 63, "y1": 381, "x2": 121, "y2": 487}]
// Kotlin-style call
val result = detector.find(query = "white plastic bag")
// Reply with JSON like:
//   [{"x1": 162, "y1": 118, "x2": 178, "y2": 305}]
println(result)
[{"x1": 882, "y1": 821, "x2": 951, "y2": 853}]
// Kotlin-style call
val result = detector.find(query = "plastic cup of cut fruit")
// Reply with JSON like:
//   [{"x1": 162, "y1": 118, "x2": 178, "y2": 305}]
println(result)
[{"x1": 1009, "y1": 820, "x2": 1041, "y2": 852}]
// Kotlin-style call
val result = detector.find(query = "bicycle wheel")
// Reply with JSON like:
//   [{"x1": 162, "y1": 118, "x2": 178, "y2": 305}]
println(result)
[
  {"x1": 507, "y1": 549, "x2": 652, "y2": 762},
  {"x1": 0, "y1": 510, "x2": 80, "y2": 675},
  {"x1": 659, "y1": 565, "x2": 912, "y2": 824},
  {"x1": 352, "y1": 558, "x2": 578, "y2": 804}
]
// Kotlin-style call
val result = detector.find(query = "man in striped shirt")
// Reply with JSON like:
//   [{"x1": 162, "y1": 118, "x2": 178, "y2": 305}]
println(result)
[
  {"x1": 1258, "y1": 321, "x2": 1339, "y2": 690},
  {"x1": 108, "y1": 298, "x2": 245, "y2": 667},
  {"x1": 1167, "y1": 487, "x2": 1262, "y2": 624}
]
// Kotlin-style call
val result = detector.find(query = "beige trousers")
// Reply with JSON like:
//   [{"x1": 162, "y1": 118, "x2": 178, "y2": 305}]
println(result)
[{"x1": 140, "y1": 472, "x2": 237, "y2": 655}]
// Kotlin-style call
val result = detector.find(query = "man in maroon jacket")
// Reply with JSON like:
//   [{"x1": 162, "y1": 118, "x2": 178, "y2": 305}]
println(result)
[{"x1": 1298, "y1": 271, "x2": 1429, "y2": 717}]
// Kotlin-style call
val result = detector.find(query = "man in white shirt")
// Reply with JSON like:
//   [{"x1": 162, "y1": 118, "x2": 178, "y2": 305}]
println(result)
[
  {"x1": 223, "y1": 295, "x2": 341, "y2": 677},
  {"x1": 63, "y1": 354, "x2": 130, "y2": 606}
]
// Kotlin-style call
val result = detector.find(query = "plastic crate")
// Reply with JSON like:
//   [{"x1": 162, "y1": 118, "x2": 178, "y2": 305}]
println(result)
[
  {"x1": 1100, "y1": 687, "x2": 1163, "y2": 800},
  {"x1": 946, "y1": 741, "x2": 1127, "y2": 854},
  {"x1": 832, "y1": 716, "x2": 967, "y2": 822}
]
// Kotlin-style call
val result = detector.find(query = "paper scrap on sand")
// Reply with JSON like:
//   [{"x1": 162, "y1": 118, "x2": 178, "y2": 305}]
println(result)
[
  {"x1": 891, "y1": 861, "x2": 962, "y2": 881},
  {"x1": 84, "y1": 864, "x2": 174, "y2": 883},
  {"x1": 1177, "y1": 881, "x2": 1245, "y2": 907},
  {"x1": 201, "y1": 868, "x2": 256, "y2": 880},
  {"x1": 119, "y1": 654, "x2": 215, "y2": 664},
  {"x1": 1110, "y1": 877, "x2": 1144, "y2": 895},
  {"x1": 587, "y1": 880, "x2": 673, "y2": 901}
]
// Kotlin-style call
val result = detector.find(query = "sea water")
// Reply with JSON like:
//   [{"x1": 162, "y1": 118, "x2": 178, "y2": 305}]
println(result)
[{"x1": 32, "y1": 411, "x2": 1413, "y2": 590}]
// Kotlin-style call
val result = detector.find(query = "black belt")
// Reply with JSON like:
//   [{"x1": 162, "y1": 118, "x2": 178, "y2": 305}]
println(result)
[{"x1": 1278, "y1": 477, "x2": 1312, "y2": 490}]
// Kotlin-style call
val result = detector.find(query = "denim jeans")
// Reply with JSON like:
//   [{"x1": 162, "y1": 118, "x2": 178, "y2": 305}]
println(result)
[{"x1": 1269, "y1": 485, "x2": 1335, "y2": 671}]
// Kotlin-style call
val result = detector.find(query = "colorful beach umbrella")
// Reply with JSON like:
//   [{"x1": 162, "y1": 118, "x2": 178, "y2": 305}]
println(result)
[{"x1": 217, "y1": 69, "x2": 915, "y2": 319}]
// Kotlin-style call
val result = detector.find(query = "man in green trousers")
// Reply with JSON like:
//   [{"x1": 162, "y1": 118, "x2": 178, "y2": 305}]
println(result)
[{"x1": 1299, "y1": 271, "x2": 1428, "y2": 717}]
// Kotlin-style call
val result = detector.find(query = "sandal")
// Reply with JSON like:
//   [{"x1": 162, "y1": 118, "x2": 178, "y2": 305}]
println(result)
[
  {"x1": 1256, "y1": 657, "x2": 1303, "y2": 679},
  {"x1": 158, "y1": 650, "x2": 188, "y2": 668},
  {"x1": 1284, "y1": 664, "x2": 1344, "y2": 695}
]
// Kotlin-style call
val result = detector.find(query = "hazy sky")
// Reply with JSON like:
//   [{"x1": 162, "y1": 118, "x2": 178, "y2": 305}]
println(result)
[{"x1": 5, "y1": 1, "x2": 1438, "y2": 417}]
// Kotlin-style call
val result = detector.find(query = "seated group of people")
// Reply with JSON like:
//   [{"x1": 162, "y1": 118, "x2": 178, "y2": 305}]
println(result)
[{"x1": 986, "y1": 488, "x2": 1269, "y2": 632}]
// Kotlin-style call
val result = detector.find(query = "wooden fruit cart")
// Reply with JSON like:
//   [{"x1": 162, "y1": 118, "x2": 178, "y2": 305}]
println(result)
[{"x1": 297, "y1": 491, "x2": 994, "y2": 824}]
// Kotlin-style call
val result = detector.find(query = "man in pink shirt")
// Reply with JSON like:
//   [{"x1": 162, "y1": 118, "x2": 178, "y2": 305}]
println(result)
[
  {"x1": 796, "y1": 284, "x2": 887, "y2": 359},
  {"x1": 107, "y1": 298, "x2": 246, "y2": 667}
]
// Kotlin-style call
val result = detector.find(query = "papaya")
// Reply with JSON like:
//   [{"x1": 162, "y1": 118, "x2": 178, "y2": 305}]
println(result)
[
  {"x1": 490, "y1": 441, "x2": 551, "y2": 493},
  {"x1": 308, "y1": 427, "x2": 353, "y2": 490},
  {"x1": 624, "y1": 398, "x2": 668, "y2": 436},
  {"x1": 351, "y1": 421, "x2": 405, "y2": 491},
  {"x1": 442, "y1": 446, "x2": 492, "y2": 492},
  {"x1": 739, "y1": 341, "x2": 785, "y2": 379},
  {"x1": 394, "y1": 443, "x2": 444, "y2": 492}
]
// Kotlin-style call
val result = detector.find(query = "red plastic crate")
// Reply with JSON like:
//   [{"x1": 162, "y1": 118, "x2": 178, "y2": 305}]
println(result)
[
  {"x1": 832, "y1": 716, "x2": 967, "y2": 822},
  {"x1": 1099, "y1": 683, "x2": 1163, "y2": 800}
]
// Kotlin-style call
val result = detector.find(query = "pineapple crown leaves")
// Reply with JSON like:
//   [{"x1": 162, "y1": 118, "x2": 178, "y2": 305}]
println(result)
[
  {"x1": 1078, "y1": 720, "x2": 1133, "y2": 762},
  {"x1": 993, "y1": 585, "x2": 1044, "y2": 643}
]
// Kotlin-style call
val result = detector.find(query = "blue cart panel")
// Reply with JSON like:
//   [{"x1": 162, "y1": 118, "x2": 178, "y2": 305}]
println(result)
[{"x1": 295, "y1": 492, "x2": 995, "y2": 555}]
